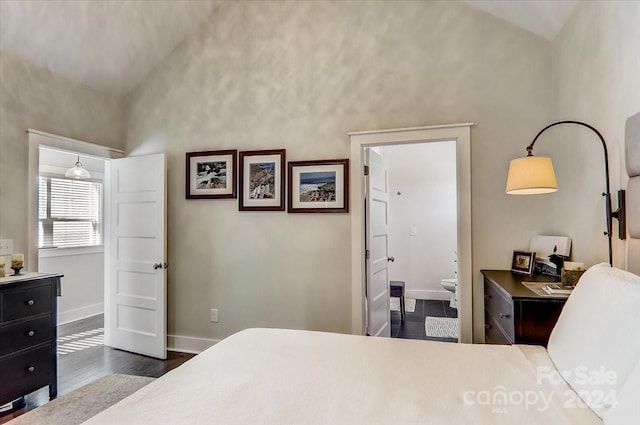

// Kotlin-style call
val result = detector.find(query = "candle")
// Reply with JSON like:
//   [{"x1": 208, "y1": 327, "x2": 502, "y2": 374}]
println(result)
[
  {"x1": 11, "y1": 253, "x2": 24, "y2": 269},
  {"x1": 563, "y1": 261, "x2": 585, "y2": 271}
]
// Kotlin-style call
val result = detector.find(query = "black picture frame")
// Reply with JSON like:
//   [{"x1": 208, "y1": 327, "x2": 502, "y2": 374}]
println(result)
[
  {"x1": 511, "y1": 250, "x2": 536, "y2": 275},
  {"x1": 287, "y1": 159, "x2": 349, "y2": 213},
  {"x1": 238, "y1": 149, "x2": 286, "y2": 211},
  {"x1": 186, "y1": 150, "x2": 237, "y2": 199}
]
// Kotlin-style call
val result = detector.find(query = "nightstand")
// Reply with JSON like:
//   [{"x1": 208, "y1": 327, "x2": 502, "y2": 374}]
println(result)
[
  {"x1": 481, "y1": 270, "x2": 568, "y2": 347},
  {"x1": 0, "y1": 273, "x2": 62, "y2": 410}
]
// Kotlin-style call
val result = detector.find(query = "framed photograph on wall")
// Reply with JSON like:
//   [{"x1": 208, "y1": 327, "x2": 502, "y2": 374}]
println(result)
[
  {"x1": 239, "y1": 149, "x2": 286, "y2": 211},
  {"x1": 186, "y1": 150, "x2": 237, "y2": 199},
  {"x1": 511, "y1": 250, "x2": 536, "y2": 275},
  {"x1": 287, "y1": 159, "x2": 349, "y2": 213}
]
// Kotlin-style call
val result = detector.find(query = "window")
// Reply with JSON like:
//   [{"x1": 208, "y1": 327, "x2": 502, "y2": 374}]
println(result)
[{"x1": 38, "y1": 176, "x2": 103, "y2": 249}]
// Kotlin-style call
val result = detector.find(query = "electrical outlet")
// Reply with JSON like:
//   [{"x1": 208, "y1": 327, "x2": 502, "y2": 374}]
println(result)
[
  {"x1": 0, "y1": 239, "x2": 13, "y2": 256},
  {"x1": 210, "y1": 308, "x2": 219, "y2": 323},
  {"x1": 409, "y1": 227, "x2": 417, "y2": 236}
]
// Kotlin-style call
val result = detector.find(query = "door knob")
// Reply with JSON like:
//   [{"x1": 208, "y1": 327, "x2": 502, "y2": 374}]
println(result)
[
  {"x1": 153, "y1": 263, "x2": 163, "y2": 270},
  {"x1": 387, "y1": 257, "x2": 395, "y2": 262}
]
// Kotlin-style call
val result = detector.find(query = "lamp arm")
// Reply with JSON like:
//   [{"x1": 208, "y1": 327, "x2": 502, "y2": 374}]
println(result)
[
  {"x1": 525, "y1": 120, "x2": 619, "y2": 266},
  {"x1": 526, "y1": 120, "x2": 611, "y2": 197}
]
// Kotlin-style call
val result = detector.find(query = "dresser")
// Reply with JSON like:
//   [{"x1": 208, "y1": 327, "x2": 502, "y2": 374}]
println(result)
[
  {"x1": 0, "y1": 272, "x2": 62, "y2": 407},
  {"x1": 481, "y1": 270, "x2": 567, "y2": 347}
]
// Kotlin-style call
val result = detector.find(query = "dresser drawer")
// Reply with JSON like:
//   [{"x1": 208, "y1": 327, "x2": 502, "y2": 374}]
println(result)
[
  {"x1": 484, "y1": 278, "x2": 515, "y2": 341},
  {"x1": 0, "y1": 344, "x2": 52, "y2": 404},
  {"x1": 0, "y1": 316, "x2": 52, "y2": 357},
  {"x1": 484, "y1": 311, "x2": 511, "y2": 344},
  {"x1": 1, "y1": 284, "x2": 52, "y2": 322}
]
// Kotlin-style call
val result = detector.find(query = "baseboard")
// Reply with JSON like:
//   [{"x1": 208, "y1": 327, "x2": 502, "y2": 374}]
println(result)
[
  {"x1": 406, "y1": 289, "x2": 451, "y2": 301},
  {"x1": 168, "y1": 334, "x2": 219, "y2": 354},
  {"x1": 57, "y1": 302, "x2": 104, "y2": 325}
]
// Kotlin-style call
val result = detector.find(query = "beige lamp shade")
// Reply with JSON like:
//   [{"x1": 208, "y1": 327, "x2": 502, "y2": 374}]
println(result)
[{"x1": 506, "y1": 156, "x2": 558, "y2": 195}]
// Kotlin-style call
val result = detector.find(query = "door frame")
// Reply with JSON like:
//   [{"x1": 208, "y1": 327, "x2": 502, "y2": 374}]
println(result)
[
  {"x1": 349, "y1": 123, "x2": 473, "y2": 343},
  {"x1": 26, "y1": 129, "x2": 124, "y2": 273}
]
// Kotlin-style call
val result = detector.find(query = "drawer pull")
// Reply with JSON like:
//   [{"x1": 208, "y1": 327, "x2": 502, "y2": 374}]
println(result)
[
  {"x1": 26, "y1": 299, "x2": 35, "y2": 306},
  {"x1": 499, "y1": 313, "x2": 511, "y2": 319},
  {"x1": 26, "y1": 366, "x2": 35, "y2": 373},
  {"x1": 26, "y1": 330, "x2": 35, "y2": 337}
]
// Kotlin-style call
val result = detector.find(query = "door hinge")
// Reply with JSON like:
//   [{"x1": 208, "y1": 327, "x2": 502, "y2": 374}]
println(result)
[
  {"x1": 364, "y1": 165, "x2": 369, "y2": 176},
  {"x1": 365, "y1": 249, "x2": 370, "y2": 260}
]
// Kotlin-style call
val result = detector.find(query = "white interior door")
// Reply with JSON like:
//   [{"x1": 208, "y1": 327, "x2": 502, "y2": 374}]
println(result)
[
  {"x1": 365, "y1": 148, "x2": 391, "y2": 337},
  {"x1": 105, "y1": 154, "x2": 167, "y2": 359}
]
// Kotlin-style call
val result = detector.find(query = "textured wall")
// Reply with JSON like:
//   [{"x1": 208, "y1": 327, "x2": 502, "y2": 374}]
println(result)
[
  {"x1": 0, "y1": 52, "x2": 124, "y2": 258},
  {"x1": 385, "y1": 142, "x2": 458, "y2": 300},
  {"x1": 551, "y1": 2, "x2": 640, "y2": 269},
  {"x1": 126, "y1": 0, "x2": 552, "y2": 342}
]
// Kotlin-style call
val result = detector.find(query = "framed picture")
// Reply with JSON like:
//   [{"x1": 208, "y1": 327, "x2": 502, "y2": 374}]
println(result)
[
  {"x1": 186, "y1": 150, "x2": 237, "y2": 199},
  {"x1": 287, "y1": 159, "x2": 349, "y2": 213},
  {"x1": 239, "y1": 149, "x2": 286, "y2": 211},
  {"x1": 511, "y1": 250, "x2": 536, "y2": 275}
]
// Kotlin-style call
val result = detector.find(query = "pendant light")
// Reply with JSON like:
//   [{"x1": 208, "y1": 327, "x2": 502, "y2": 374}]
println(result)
[{"x1": 65, "y1": 155, "x2": 91, "y2": 180}]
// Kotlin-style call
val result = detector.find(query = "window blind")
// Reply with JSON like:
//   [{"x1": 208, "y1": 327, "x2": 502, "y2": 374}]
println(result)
[{"x1": 38, "y1": 176, "x2": 103, "y2": 248}]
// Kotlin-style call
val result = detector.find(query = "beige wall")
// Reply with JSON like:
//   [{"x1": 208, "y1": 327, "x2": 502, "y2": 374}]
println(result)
[
  {"x1": 0, "y1": 52, "x2": 124, "y2": 260},
  {"x1": 550, "y1": 2, "x2": 640, "y2": 269},
  {"x1": 125, "y1": 0, "x2": 552, "y2": 342}
]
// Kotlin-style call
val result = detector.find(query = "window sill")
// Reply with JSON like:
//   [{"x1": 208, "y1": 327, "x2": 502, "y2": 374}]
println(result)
[{"x1": 39, "y1": 245, "x2": 104, "y2": 259}]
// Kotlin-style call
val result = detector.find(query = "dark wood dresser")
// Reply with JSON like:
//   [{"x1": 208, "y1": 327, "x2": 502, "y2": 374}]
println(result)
[
  {"x1": 0, "y1": 272, "x2": 62, "y2": 407},
  {"x1": 481, "y1": 270, "x2": 568, "y2": 347}
]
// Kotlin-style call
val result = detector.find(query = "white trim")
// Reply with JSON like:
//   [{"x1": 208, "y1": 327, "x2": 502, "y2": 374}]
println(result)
[
  {"x1": 27, "y1": 130, "x2": 124, "y2": 273},
  {"x1": 350, "y1": 123, "x2": 474, "y2": 343},
  {"x1": 406, "y1": 289, "x2": 451, "y2": 301},
  {"x1": 348, "y1": 123, "x2": 475, "y2": 136},
  {"x1": 39, "y1": 245, "x2": 104, "y2": 259},
  {"x1": 57, "y1": 303, "x2": 104, "y2": 325},
  {"x1": 167, "y1": 334, "x2": 219, "y2": 354},
  {"x1": 27, "y1": 129, "x2": 125, "y2": 158}
]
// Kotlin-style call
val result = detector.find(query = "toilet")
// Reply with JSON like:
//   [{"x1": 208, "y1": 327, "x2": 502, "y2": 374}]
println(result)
[{"x1": 441, "y1": 278, "x2": 458, "y2": 309}]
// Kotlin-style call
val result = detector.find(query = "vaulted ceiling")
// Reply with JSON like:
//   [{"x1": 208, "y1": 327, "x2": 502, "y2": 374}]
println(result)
[
  {"x1": 0, "y1": 0, "x2": 579, "y2": 97},
  {"x1": 0, "y1": 0, "x2": 217, "y2": 96}
]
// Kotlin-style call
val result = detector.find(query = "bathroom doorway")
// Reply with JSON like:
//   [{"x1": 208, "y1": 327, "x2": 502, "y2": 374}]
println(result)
[
  {"x1": 349, "y1": 123, "x2": 473, "y2": 343},
  {"x1": 370, "y1": 142, "x2": 459, "y2": 341}
]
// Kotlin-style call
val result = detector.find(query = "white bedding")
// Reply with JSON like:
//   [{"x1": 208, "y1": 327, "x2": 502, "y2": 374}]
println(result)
[{"x1": 83, "y1": 328, "x2": 601, "y2": 425}]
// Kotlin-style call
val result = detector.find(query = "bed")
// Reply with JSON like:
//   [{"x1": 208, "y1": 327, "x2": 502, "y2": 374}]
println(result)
[{"x1": 82, "y1": 113, "x2": 640, "y2": 425}]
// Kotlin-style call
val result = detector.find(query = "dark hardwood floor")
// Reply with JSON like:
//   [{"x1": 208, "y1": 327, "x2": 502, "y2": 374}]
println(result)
[
  {"x1": 0, "y1": 314, "x2": 195, "y2": 423},
  {"x1": 391, "y1": 299, "x2": 458, "y2": 342}
]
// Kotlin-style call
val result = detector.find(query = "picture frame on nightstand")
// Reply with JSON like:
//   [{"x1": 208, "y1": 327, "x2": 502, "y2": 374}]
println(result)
[{"x1": 511, "y1": 250, "x2": 535, "y2": 275}]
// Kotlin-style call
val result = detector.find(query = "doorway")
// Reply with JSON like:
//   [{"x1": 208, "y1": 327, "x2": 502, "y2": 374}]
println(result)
[
  {"x1": 349, "y1": 123, "x2": 473, "y2": 343},
  {"x1": 381, "y1": 141, "x2": 459, "y2": 341},
  {"x1": 28, "y1": 130, "x2": 169, "y2": 360},
  {"x1": 37, "y1": 146, "x2": 107, "y2": 325}
]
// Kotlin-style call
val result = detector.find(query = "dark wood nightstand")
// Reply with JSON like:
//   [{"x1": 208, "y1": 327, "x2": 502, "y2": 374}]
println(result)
[
  {"x1": 481, "y1": 270, "x2": 568, "y2": 347},
  {"x1": 0, "y1": 273, "x2": 62, "y2": 410}
]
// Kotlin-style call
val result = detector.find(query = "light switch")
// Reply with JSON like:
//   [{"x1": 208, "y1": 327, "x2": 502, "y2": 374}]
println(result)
[
  {"x1": 410, "y1": 227, "x2": 417, "y2": 236},
  {"x1": 0, "y1": 239, "x2": 13, "y2": 256}
]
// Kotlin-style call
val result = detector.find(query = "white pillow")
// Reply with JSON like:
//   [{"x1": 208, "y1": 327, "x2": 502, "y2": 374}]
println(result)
[
  {"x1": 547, "y1": 263, "x2": 640, "y2": 419},
  {"x1": 603, "y1": 358, "x2": 640, "y2": 425}
]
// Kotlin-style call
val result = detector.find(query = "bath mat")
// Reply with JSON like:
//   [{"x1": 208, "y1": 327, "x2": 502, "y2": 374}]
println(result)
[
  {"x1": 425, "y1": 316, "x2": 459, "y2": 339},
  {"x1": 390, "y1": 297, "x2": 416, "y2": 313}
]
